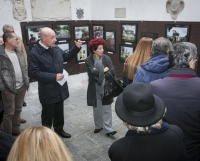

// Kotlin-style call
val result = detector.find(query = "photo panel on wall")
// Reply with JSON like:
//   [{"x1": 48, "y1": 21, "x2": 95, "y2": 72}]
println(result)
[
  {"x1": 92, "y1": 24, "x2": 105, "y2": 39},
  {"x1": 57, "y1": 42, "x2": 70, "y2": 64},
  {"x1": 165, "y1": 24, "x2": 190, "y2": 44},
  {"x1": 121, "y1": 23, "x2": 137, "y2": 43},
  {"x1": 57, "y1": 42, "x2": 70, "y2": 53},
  {"x1": 74, "y1": 25, "x2": 90, "y2": 41},
  {"x1": 52, "y1": 23, "x2": 71, "y2": 43},
  {"x1": 25, "y1": 25, "x2": 45, "y2": 45},
  {"x1": 105, "y1": 30, "x2": 116, "y2": 52},
  {"x1": 76, "y1": 42, "x2": 88, "y2": 63},
  {"x1": 141, "y1": 32, "x2": 158, "y2": 40},
  {"x1": 119, "y1": 44, "x2": 135, "y2": 62}
]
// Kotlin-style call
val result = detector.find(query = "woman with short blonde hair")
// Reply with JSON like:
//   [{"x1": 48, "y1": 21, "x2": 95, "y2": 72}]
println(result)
[
  {"x1": 123, "y1": 37, "x2": 152, "y2": 87},
  {"x1": 7, "y1": 126, "x2": 73, "y2": 161}
]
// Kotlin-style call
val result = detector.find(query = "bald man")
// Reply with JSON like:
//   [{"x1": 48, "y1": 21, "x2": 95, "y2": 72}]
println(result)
[{"x1": 28, "y1": 27, "x2": 82, "y2": 138}]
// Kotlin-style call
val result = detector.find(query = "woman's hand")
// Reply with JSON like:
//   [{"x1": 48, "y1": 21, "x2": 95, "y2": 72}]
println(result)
[{"x1": 104, "y1": 67, "x2": 109, "y2": 72}]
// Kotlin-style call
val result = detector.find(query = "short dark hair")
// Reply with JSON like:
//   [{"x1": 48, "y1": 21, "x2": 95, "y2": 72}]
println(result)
[
  {"x1": 3, "y1": 32, "x2": 14, "y2": 43},
  {"x1": 88, "y1": 38, "x2": 106, "y2": 53},
  {"x1": 151, "y1": 37, "x2": 173, "y2": 55},
  {"x1": 171, "y1": 42, "x2": 197, "y2": 68}
]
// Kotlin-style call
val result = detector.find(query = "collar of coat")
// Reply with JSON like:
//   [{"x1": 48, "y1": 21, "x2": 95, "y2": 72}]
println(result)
[
  {"x1": 167, "y1": 68, "x2": 197, "y2": 77},
  {"x1": 0, "y1": 44, "x2": 20, "y2": 57},
  {"x1": 34, "y1": 40, "x2": 60, "y2": 55}
]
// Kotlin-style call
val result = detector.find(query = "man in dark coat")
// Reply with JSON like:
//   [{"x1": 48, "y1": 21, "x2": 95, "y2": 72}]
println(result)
[
  {"x1": 150, "y1": 42, "x2": 200, "y2": 161},
  {"x1": 28, "y1": 27, "x2": 82, "y2": 138},
  {"x1": 109, "y1": 82, "x2": 188, "y2": 161}
]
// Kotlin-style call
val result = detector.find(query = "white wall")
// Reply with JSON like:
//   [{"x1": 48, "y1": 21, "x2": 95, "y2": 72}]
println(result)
[
  {"x1": 1, "y1": 0, "x2": 200, "y2": 39},
  {"x1": 0, "y1": 0, "x2": 32, "y2": 37},
  {"x1": 71, "y1": 0, "x2": 91, "y2": 20},
  {"x1": 90, "y1": 0, "x2": 200, "y2": 21}
]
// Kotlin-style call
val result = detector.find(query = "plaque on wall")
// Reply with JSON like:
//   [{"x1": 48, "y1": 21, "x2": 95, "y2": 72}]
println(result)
[{"x1": 30, "y1": 0, "x2": 71, "y2": 21}]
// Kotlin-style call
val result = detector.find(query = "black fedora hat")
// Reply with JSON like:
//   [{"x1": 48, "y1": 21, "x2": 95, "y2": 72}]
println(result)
[{"x1": 115, "y1": 82, "x2": 165, "y2": 127}]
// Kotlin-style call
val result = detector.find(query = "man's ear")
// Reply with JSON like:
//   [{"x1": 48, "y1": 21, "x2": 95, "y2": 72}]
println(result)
[
  {"x1": 7, "y1": 38, "x2": 11, "y2": 43},
  {"x1": 166, "y1": 49, "x2": 170, "y2": 55}
]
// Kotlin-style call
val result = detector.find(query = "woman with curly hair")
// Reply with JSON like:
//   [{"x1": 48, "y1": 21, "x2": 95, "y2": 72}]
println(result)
[{"x1": 85, "y1": 38, "x2": 117, "y2": 136}]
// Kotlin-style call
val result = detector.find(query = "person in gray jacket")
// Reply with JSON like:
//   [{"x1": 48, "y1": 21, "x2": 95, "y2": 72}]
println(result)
[
  {"x1": 85, "y1": 38, "x2": 117, "y2": 136},
  {"x1": 0, "y1": 32, "x2": 29, "y2": 135}
]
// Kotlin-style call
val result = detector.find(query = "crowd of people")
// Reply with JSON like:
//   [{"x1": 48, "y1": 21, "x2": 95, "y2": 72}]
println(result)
[{"x1": 0, "y1": 23, "x2": 199, "y2": 161}]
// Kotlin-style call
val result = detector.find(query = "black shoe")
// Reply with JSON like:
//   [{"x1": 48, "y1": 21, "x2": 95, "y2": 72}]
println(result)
[
  {"x1": 107, "y1": 131, "x2": 117, "y2": 136},
  {"x1": 94, "y1": 128, "x2": 103, "y2": 133},
  {"x1": 56, "y1": 130, "x2": 71, "y2": 138},
  {"x1": 23, "y1": 102, "x2": 26, "y2": 107}
]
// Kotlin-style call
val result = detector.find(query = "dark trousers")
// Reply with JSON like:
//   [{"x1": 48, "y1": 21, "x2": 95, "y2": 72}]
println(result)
[
  {"x1": 41, "y1": 101, "x2": 64, "y2": 132},
  {"x1": 1, "y1": 85, "x2": 26, "y2": 134}
]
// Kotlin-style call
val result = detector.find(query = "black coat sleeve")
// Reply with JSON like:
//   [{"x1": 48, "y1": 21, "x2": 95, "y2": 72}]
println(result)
[{"x1": 63, "y1": 45, "x2": 81, "y2": 62}]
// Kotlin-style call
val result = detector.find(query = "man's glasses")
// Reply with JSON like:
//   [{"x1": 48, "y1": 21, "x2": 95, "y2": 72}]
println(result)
[{"x1": 193, "y1": 57, "x2": 199, "y2": 61}]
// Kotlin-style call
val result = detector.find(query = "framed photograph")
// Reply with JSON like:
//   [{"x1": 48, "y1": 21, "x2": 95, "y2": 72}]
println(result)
[
  {"x1": 165, "y1": 24, "x2": 190, "y2": 43},
  {"x1": 121, "y1": 23, "x2": 137, "y2": 43},
  {"x1": 92, "y1": 24, "x2": 104, "y2": 39},
  {"x1": 105, "y1": 30, "x2": 116, "y2": 52},
  {"x1": 57, "y1": 42, "x2": 70, "y2": 53},
  {"x1": 141, "y1": 32, "x2": 158, "y2": 40},
  {"x1": 52, "y1": 24, "x2": 71, "y2": 41},
  {"x1": 25, "y1": 25, "x2": 45, "y2": 45},
  {"x1": 77, "y1": 43, "x2": 88, "y2": 63},
  {"x1": 74, "y1": 25, "x2": 90, "y2": 41},
  {"x1": 119, "y1": 44, "x2": 135, "y2": 62}
]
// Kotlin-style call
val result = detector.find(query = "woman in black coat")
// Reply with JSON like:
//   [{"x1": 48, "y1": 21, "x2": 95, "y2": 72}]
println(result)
[{"x1": 85, "y1": 38, "x2": 117, "y2": 136}]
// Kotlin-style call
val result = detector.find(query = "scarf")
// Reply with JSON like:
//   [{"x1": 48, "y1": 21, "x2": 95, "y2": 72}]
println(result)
[{"x1": 93, "y1": 54, "x2": 105, "y2": 98}]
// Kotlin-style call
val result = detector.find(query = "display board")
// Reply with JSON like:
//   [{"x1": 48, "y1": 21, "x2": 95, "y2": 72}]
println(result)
[{"x1": 21, "y1": 20, "x2": 200, "y2": 79}]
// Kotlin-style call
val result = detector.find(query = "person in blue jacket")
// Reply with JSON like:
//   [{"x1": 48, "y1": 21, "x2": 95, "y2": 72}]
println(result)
[
  {"x1": 133, "y1": 37, "x2": 173, "y2": 84},
  {"x1": 28, "y1": 27, "x2": 82, "y2": 138}
]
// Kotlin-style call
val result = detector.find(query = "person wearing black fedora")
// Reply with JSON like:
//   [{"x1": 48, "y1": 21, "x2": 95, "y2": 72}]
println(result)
[{"x1": 108, "y1": 82, "x2": 188, "y2": 161}]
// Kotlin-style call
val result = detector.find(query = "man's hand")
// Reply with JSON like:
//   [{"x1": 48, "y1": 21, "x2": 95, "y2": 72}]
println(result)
[
  {"x1": 104, "y1": 67, "x2": 109, "y2": 73},
  {"x1": 56, "y1": 73, "x2": 64, "y2": 81},
  {"x1": 189, "y1": 59, "x2": 197, "y2": 69},
  {"x1": 74, "y1": 40, "x2": 83, "y2": 48}
]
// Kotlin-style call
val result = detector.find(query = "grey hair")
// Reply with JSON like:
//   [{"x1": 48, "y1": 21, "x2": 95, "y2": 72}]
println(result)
[
  {"x1": 151, "y1": 37, "x2": 173, "y2": 55},
  {"x1": 124, "y1": 108, "x2": 167, "y2": 133},
  {"x1": 3, "y1": 24, "x2": 14, "y2": 33},
  {"x1": 171, "y1": 42, "x2": 197, "y2": 68}
]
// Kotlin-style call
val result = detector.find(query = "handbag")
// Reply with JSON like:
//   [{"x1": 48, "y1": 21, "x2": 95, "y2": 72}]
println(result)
[{"x1": 103, "y1": 72, "x2": 124, "y2": 99}]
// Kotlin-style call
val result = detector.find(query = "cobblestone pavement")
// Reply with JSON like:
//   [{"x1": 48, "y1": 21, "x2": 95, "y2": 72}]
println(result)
[{"x1": 20, "y1": 73, "x2": 127, "y2": 161}]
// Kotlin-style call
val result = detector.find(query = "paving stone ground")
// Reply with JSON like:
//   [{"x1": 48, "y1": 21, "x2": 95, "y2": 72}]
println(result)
[{"x1": 20, "y1": 73, "x2": 127, "y2": 161}]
